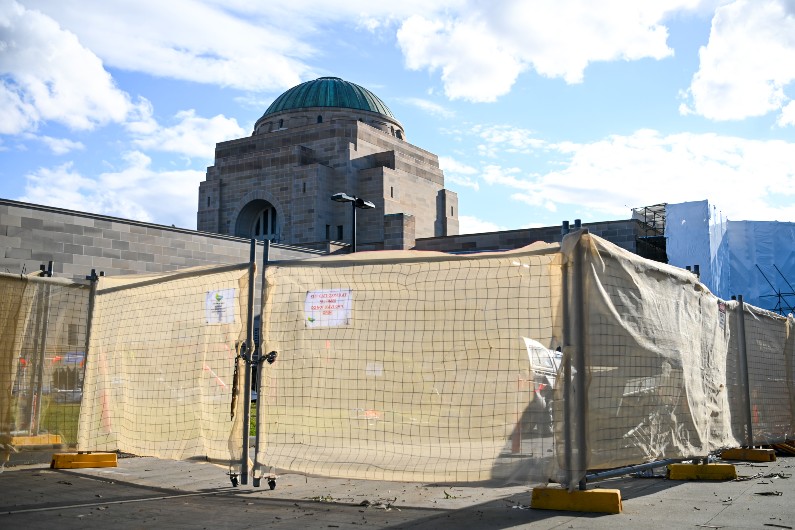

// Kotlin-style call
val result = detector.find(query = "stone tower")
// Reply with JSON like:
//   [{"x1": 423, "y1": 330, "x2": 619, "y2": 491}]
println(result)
[{"x1": 197, "y1": 77, "x2": 458, "y2": 250}]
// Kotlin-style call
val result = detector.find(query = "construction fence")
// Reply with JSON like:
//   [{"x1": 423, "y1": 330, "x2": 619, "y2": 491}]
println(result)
[{"x1": 0, "y1": 232, "x2": 793, "y2": 487}]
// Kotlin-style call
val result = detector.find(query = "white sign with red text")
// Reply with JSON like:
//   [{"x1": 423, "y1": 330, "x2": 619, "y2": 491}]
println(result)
[{"x1": 305, "y1": 288, "x2": 352, "y2": 327}]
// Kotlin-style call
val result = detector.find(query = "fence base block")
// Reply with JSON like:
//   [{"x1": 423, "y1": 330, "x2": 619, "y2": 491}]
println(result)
[
  {"x1": 667, "y1": 463, "x2": 736, "y2": 481},
  {"x1": 720, "y1": 448, "x2": 776, "y2": 462},
  {"x1": 51, "y1": 452, "x2": 117, "y2": 469},
  {"x1": 531, "y1": 487, "x2": 622, "y2": 514},
  {"x1": 11, "y1": 434, "x2": 62, "y2": 446}
]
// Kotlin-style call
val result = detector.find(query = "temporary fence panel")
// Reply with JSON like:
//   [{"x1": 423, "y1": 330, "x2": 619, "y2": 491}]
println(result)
[
  {"x1": 77, "y1": 263, "x2": 249, "y2": 463},
  {"x1": 256, "y1": 244, "x2": 563, "y2": 483},
  {"x1": 0, "y1": 272, "x2": 89, "y2": 456},
  {"x1": 569, "y1": 233, "x2": 739, "y2": 479},
  {"x1": 737, "y1": 305, "x2": 795, "y2": 444}
]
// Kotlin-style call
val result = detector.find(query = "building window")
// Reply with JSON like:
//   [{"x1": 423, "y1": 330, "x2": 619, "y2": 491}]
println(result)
[
  {"x1": 317, "y1": 115, "x2": 323, "y2": 123},
  {"x1": 207, "y1": 196, "x2": 211, "y2": 208},
  {"x1": 303, "y1": 182, "x2": 306, "y2": 193},
  {"x1": 451, "y1": 206, "x2": 454, "y2": 216},
  {"x1": 337, "y1": 225, "x2": 343, "y2": 240},
  {"x1": 395, "y1": 130, "x2": 403, "y2": 140},
  {"x1": 68, "y1": 324, "x2": 79, "y2": 346},
  {"x1": 325, "y1": 224, "x2": 330, "y2": 240},
  {"x1": 278, "y1": 119, "x2": 284, "y2": 128},
  {"x1": 390, "y1": 186, "x2": 394, "y2": 198}
]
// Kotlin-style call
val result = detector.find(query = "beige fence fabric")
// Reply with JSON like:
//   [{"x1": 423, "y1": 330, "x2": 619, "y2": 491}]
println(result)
[
  {"x1": 0, "y1": 273, "x2": 89, "y2": 457},
  {"x1": 573, "y1": 233, "x2": 739, "y2": 475},
  {"x1": 77, "y1": 264, "x2": 249, "y2": 463},
  {"x1": 257, "y1": 244, "x2": 563, "y2": 483}
]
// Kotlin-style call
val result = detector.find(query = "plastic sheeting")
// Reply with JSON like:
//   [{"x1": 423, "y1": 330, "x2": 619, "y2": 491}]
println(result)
[
  {"x1": 0, "y1": 273, "x2": 89, "y2": 456},
  {"x1": 665, "y1": 200, "x2": 795, "y2": 313},
  {"x1": 571, "y1": 233, "x2": 738, "y2": 474},
  {"x1": 78, "y1": 263, "x2": 249, "y2": 463},
  {"x1": 257, "y1": 243, "x2": 563, "y2": 484}
]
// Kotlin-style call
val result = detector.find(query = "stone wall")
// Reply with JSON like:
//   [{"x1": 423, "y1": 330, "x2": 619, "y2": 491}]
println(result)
[
  {"x1": 414, "y1": 219, "x2": 644, "y2": 253},
  {"x1": 0, "y1": 199, "x2": 323, "y2": 281}
]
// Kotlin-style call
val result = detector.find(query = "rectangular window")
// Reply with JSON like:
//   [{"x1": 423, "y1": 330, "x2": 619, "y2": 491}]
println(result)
[
  {"x1": 390, "y1": 186, "x2": 394, "y2": 198},
  {"x1": 303, "y1": 182, "x2": 306, "y2": 193},
  {"x1": 451, "y1": 206, "x2": 454, "y2": 216},
  {"x1": 68, "y1": 323, "x2": 79, "y2": 346},
  {"x1": 337, "y1": 225, "x2": 343, "y2": 240},
  {"x1": 325, "y1": 224, "x2": 330, "y2": 240}
]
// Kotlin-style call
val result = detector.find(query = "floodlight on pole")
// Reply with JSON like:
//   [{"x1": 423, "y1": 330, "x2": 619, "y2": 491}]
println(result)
[{"x1": 330, "y1": 192, "x2": 375, "y2": 252}]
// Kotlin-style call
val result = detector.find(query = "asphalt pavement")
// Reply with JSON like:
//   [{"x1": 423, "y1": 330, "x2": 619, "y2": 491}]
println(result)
[{"x1": 0, "y1": 450, "x2": 793, "y2": 529}]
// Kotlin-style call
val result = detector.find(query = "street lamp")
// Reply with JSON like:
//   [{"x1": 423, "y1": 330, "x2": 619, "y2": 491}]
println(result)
[{"x1": 331, "y1": 192, "x2": 375, "y2": 252}]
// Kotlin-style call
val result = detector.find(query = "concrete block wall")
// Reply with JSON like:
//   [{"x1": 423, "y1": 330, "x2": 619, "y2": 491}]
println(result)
[
  {"x1": 0, "y1": 199, "x2": 322, "y2": 282},
  {"x1": 414, "y1": 219, "x2": 643, "y2": 253}
]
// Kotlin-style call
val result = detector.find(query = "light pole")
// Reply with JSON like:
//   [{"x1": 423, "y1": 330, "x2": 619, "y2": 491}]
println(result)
[{"x1": 331, "y1": 192, "x2": 375, "y2": 252}]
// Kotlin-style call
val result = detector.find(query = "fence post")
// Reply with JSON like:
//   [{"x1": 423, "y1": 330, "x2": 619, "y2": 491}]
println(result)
[
  {"x1": 241, "y1": 239, "x2": 257, "y2": 485},
  {"x1": 572, "y1": 230, "x2": 589, "y2": 490},
  {"x1": 736, "y1": 295, "x2": 754, "y2": 447},
  {"x1": 561, "y1": 226, "x2": 573, "y2": 487},
  {"x1": 252, "y1": 239, "x2": 269, "y2": 486},
  {"x1": 82, "y1": 270, "x2": 100, "y2": 388},
  {"x1": 31, "y1": 261, "x2": 54, "y2": 435}
]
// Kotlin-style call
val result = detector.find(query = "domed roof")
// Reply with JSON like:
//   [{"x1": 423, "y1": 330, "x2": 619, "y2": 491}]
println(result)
[{"x1": 260, "y1": 77, "x2": 397, "y2": 120}]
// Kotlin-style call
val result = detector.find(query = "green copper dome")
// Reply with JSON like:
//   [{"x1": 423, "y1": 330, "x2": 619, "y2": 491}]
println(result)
[{"x1": 261, "y1": 77, "x2": 396, "y2": 120}]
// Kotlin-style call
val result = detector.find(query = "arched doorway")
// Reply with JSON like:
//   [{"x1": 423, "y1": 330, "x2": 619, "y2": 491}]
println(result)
[{"x1": 235, "y1": 199, "x2": 279, "y2": 241}]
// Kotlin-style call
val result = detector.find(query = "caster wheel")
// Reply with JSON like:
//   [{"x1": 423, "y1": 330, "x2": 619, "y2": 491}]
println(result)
[{"x1": 268, "y1": 478, "x2": 276, "y2": 490}]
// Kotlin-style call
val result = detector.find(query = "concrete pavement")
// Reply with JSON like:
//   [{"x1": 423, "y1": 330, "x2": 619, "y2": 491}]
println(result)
[{"x1": 0, "y1": 451, "x2": 793, "y2": 529}]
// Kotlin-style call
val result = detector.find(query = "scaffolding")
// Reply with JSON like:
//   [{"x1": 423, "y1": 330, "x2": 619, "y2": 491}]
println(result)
[{"x1": 632, "y1": 204, "x2": 667, "y2": 263}]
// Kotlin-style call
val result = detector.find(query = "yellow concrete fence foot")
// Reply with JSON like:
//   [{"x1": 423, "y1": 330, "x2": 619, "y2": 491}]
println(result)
[
  {"x1": 667, "y1": 463, "x2": 736, "y2": 481},
  {"x1": 51, "y1": 452, "x2": 118, "y2": 469},
  {"x1": 531, "y1": 487, "x2": 622, "y2": 514},
  {"x1": 720, "y1": 448, "x2": 776, "y2": 462}
]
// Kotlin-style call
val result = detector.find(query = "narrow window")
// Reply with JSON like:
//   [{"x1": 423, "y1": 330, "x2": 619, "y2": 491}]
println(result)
[
  {"x1": 395, "y1": 130, "x2": 403, "y2": 140},
  {"x1": 390, "y1": 186, "x2": 394, "y2": 198},
  {"x1": 207, "y1": 196, "x2": 210, "y2": 208},
  {"x1": 325, "y1": 225, "x2": 330, "y2": 240},
  {"x1": 451, "y1": 206, "x2": 454, "y2": 216},
  {"x1": 337, "y1": 225, "x2": 343, "y2": 240},
  {"x1": 303, "y1": 182, "x2": 306, "y2": 193},
  {"x1": 317, "y1": 115, "x2": 323, "y2": 124},
  {"x1": 68, "y1": 324, "x2": 79, "y2": 346},
  {"x1": 278, "y1": 119, "x2": 284, "y2": 128}
]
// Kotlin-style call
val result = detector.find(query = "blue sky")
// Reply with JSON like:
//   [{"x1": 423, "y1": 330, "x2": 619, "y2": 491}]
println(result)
[{"x1": 2, "y1": 0, "x2": 795, "y2": 233}]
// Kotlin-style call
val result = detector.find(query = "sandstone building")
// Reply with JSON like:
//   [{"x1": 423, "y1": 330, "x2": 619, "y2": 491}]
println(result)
[{"x1": 197, "y1": 77, "x2": 458, "y2": 250}]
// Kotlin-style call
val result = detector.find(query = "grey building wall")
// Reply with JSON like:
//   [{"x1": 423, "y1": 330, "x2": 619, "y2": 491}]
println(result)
[
  {"x1": 0, "y1": 199, "x2": 323, "y2": 281},
  {"x1": 414, "y1": 219, "x2": 644, "y2": 253}
]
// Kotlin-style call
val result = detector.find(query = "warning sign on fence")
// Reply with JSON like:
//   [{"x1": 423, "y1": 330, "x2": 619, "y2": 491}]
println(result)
[
  {"x1": 304, "y1": 288, "x2": 352, "y2": 327},
  {"x1": 205, "y1": 288, "x2": 236, "y2": 324}
]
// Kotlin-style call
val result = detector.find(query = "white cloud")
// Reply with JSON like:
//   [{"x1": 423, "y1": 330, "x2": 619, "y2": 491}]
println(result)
[
  {"x1": 126, "y1": 101, "x2": 246, "y2": 159},
  {"x1": 458, "y1": 214, "x2": 508, "y2": 234},
  {"x1": 21, "y1": 0, "x2": 315, "y2": 92},
  {"x1": 476, "y1": 129, "x2": 795, "y2": 221},
  {"x1": 439, "y1": 155, "x2": 479, "y2": 190},
  {"x1": 36, "y1": 135, "x2": 85, "y2": 155},
  {"x1": 681, "y1": 0, "x2": 795, "y2": 122},
  {"x1": 472, "y1": 125, "x2": 547, "y2": 157},
  {"x1": 398, "y1": 97, "x2": 455, "y2": 118},
  {"x1": 777, "y1": 100, "x2": 795, "y2": 127},
  {"x1": 21, "y1": 153, "x2": 205, "y2": 227},
  {"x1": 397, "y1": 0, "x2": 698, "y2": 102},
  {"x1": 0, "y1": 1, "x2": 133, "y2": 134}
]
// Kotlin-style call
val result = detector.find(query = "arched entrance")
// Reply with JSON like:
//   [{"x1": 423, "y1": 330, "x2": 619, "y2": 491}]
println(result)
[{"x1": 235, "y1": 199, "x2": 279, "y2": 241}]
